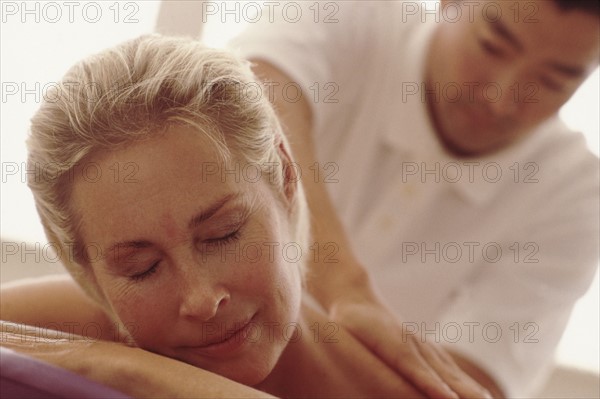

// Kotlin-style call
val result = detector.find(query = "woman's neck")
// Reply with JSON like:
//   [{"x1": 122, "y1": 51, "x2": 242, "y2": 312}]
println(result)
[
  {"x1": 253, "y1": 302, "x2": 321, "y2": 397},
  {"x1": 254, "y1": 298, "x2": 422, "y2": 398}
]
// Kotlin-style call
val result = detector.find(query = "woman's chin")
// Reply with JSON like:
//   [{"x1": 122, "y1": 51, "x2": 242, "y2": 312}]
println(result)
[
  {"x1": 221, "y1": 358, "x2": 277, "y2": 386},
  {"x1": 164, "y1": 333, "x2": 289, "y2": 386}
]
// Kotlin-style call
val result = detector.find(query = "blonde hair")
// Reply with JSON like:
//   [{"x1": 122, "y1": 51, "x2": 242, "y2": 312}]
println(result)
[{"x1": 27, "y1": 34, "x2": 309, "y2": 307}]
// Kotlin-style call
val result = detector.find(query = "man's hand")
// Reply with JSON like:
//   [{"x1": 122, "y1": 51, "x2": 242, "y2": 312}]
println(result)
[{"x1": 329, "y1": 296, "x2": 494, "y2": 399}]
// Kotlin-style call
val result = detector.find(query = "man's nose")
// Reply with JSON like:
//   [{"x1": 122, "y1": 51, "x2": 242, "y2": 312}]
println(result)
[{"x1": 487, "y1": 71, "x2": 521, "y2": 118}]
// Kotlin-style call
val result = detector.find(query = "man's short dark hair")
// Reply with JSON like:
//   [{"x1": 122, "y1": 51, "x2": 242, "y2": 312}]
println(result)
[{"x1": 553, "y1": 0, "x2": 600, "y2": 15}]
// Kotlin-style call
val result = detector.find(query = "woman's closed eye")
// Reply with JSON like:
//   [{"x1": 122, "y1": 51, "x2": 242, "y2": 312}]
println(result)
[
  {"x1": 128, "y1": 230, "x2": 243, "y2": 282},
  {"x1": 202, "y1": 229, "x2": 242, "y2": 247},
  {"x1": 130, "y1": 260, "x2": 160, "y2": 281}
]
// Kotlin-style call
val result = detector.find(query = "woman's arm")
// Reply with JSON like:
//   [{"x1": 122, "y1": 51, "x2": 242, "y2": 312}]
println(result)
[
  {"x1": 1, "y1": 320, "x2": 275, "y2": 398},
  {"x1": 1, "y1": 275, "x2": 118, "y2": 341},
  {"x1": 1, "y1": 276, "x2": 276, "y2": 398}
]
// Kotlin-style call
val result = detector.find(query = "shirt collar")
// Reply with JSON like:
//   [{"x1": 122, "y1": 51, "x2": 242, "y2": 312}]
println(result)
[
  {"x1": 382, "y1": 15, "x2": 443, "y2": 159},
  {"x1": 445, "y1": 119, "x2": 559, "y2": 205}
]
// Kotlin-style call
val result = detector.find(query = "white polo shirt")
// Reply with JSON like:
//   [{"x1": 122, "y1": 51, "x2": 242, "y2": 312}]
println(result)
[{"x1": 229, "y1": 1, "x2": 600, "y2": 396}]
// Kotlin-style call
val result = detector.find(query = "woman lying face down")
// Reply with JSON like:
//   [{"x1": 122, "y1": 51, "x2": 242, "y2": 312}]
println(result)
[
  {"x1": 28, "y1": 34, "x2": 307, "y2": 385},
  {"x1": 69, "y1": 128, "x2": 303, "y2": 386},
  {"x1": 23, "y1": 35, "x2": 421, "y2": 398}
]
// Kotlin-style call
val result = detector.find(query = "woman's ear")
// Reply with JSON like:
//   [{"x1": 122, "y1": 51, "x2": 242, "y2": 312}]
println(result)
[{"x1": 275, "y1": 138, "x2": 299, "y2": 207}]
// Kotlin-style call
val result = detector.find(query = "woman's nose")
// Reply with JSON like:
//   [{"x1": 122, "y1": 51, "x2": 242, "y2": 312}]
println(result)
[{"x1": 177, "y1": 268, "x2": 231, "y2": 321}]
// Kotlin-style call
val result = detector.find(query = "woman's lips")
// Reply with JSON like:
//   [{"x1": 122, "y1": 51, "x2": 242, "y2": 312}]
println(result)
[{"x1": 183, "y1": 315, "x2": 256, "y2": 357}]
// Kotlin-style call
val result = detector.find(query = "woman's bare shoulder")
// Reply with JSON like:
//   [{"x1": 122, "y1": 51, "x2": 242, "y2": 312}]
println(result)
[
  {"x1": 296, "y1": 297, "x2": 424, "y2": 398},
  {"x1": 0, "y1": 274, "x2": 117, "y2": 341}
]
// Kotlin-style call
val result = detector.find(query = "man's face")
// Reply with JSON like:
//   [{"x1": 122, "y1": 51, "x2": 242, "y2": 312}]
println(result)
[{"x1": 426, "y1": 0, "x2": 599, "y2": 156}]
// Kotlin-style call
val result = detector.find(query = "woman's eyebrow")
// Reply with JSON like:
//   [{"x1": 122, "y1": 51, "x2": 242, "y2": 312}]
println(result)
[
  {"x1": 102, "y1": 192, "x2": 244, "y2": 261},
  {"x1": 102, "y1": 240, "x2": 152, "y2": 263},
  {"x1": 187, "y1": 192, "x2": 243, "y2": 229}
]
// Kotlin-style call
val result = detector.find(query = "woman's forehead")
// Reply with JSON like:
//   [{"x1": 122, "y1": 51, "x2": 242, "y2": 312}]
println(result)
[{"x1": 69, "y1": 129, "x2": 261, "y2": 243}]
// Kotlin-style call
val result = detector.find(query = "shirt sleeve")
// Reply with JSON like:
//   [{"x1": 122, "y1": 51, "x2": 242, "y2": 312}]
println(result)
[{"x1": 227, "y1": 1, "x2": 371, "y2": 134}]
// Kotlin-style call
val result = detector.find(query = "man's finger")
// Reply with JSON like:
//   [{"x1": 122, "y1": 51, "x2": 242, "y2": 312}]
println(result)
[
  {"x1": 420, "y1": 343, "x2": 493, "y2": 399},
  {"x1": 344, "y1": 313, "x2": 459, "y2": 398}
]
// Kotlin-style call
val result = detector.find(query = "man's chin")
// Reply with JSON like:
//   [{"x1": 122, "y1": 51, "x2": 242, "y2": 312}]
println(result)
[
  {"x1": 443, "y1": 139, "x2": 512, "y2": 158},
  {"x1": 434, "y1": 127, "x2": 487, "y2": 157},
  {"x1": 436, "y1": 121, "x2": 518, "y2": 157}
]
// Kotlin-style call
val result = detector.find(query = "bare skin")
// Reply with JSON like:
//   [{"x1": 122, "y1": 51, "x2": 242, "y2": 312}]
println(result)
[{"x1": 1, "y1": 275, "x2": 424, "y2": 398}]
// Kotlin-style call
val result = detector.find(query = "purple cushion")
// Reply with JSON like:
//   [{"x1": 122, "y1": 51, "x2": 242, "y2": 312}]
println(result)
[{"x1": 1, "y1": 347, "x2": 130, "y2": 399}]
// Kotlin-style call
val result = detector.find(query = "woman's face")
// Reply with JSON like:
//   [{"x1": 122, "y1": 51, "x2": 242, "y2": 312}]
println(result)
[{"x1": 71, "y1": 126, "x2": 302, "y2": 385}]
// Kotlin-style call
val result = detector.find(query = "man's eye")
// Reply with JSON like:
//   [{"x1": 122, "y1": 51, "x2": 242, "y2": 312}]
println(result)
[
  {"x1": 479, "y1": 39, "x2": 506, "y2": 58},
  {"x1": 539, "y1": 76, "x2": 565, "y2": 92},
  {"x1": 130, "y1": 261, "x2": 160, "y2": 281}
]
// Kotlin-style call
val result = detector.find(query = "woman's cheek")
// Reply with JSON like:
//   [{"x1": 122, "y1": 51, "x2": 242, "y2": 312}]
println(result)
[{"x1": 102, "y1": 279, "x2": 170, "y2": 347}]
